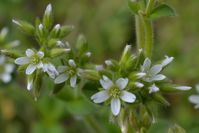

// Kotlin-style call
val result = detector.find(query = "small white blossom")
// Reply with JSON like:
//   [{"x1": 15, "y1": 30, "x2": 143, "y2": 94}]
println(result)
[
  {"x1": 43, "y1": 63, "x2": 59, "y2": 79},
  {"x1": 45, "y1": 3, "x2": 52, "y2": 16},
  {"x1": 15, "y1": 49, "x2": 44, "y2": 75},
  {"x1": 85, "y1": 52, "x2": 91, "y2": 57},
  {"x1": 135, "y1": 82, "x2": 144, "y2": 88},
  {"x1": 91, "y1": 76, "x2": 136, "y2": 116},
  {"x1": 54, "y1": 24, "x2": 61, "y2": 31},
  {"x1": 105, "y1": 60, "x2": 113, "y2": 66},
  {"x1": 141, "y1": 58, "x2": 166, "y2": 82},
  {"x1": 175, "y1": 86, "x2": 192, "y2": 91},
  {"x1": 39, "y1": 24, "x2": 44, "y2": 31},
  {"x1": 55, "y1": 59, "x2": 81, "y2": 88},
  {"x1": 189, "y1": 84, "x2": 199, "y2": 109},
  {"x1": 95, "y1": 65, "x2": 104, "y2": 71},
  {"x1": 161, "y1": 55, "x2": 174, "y2": 67},
  {"x1": 0, "y1": 55, "x2": 15, "y2": 83},
  {"x1": 149, "y1": 84, "x2": 159, "y2": 93}
]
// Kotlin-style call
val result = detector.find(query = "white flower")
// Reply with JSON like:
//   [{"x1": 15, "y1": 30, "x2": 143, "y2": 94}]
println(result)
[
  {"x1": 95, "y1": 65, "x2": 104, "y2": 71},
  {"x1": 149, "y1": 84, "x2": 159, "y2": 93},
  {"x1": 55, "y1": 59, "x2": 81, "y2": 88},
  {"x1": 0, "y1": 55, "x2": 15, "y2": 83},
  {"x1": 91, "y1": 76, "x2": 136, "y2": 116},
  {"x1": 141, "y1": 58, "x2": 166, "y2": 82},
  {"x1": 189, "y1": 84, "x2": 199, "y2": 109},
  {"x1": 43, "y1": 63, "x2": 59, "y2": 79},
  {"x1": 15, "y1": 49, "x2": 44, "y2": 75},
  {"x1": 45, "y1": 3, "x2": 52, "y2": 16},
  {"x1": 161, "y1": 55, "x2": 174, "y2": 67},
  {"x1": 175, "y1": 86, "x2": 192, "y2": 91}
]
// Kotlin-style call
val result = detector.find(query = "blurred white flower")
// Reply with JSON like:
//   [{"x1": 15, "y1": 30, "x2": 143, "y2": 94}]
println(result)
[
  {"x1": 55, "y1": 59, "x2": 81, "y2": 88},
  {"x1": 15, "y1": 49, "x2": 44, "y2": 75},
  {"x1": 175, "y1": 86, "x2": 192, "y2": 91},
  {"x1": 141, "y1": 58, "x2": 166, "y2": 82},
  {"x1": 43, "y1": 63, "x2": 59, "y2": 79},
  {"x1": 91, "y1": 76, "x2": 136, "y2": 116},
  {"x1": 0, "y1": 55, "x2": 15, "y2": 83},
  {"x1": 189, "y1": 84, "x2": 199, "y2": 109}
]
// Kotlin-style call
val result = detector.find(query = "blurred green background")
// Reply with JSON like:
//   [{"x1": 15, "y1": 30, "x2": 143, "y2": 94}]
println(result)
[{"x1": 0, "y1": 0, "x2": 199, "y2": 132}]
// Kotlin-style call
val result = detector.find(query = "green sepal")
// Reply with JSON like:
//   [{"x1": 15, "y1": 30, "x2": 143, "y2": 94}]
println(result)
[
  {"x1": 81, "y1": 69, "x2": 100, "y2": 81},
  {"x1": 0, "y1": 49, "x2": 22, "y2": 59},
  {"x1": 33, "y1": 70, "x2": 43, "y2": 100},
  {"x1": 149, "y1": 4, "x2": 176, "y2": 20},
  {"x1": 13, "y1": 20, "x2": 35, "y2": 35},
  {"x1": 119, "y1": 45, "x2": 132, "y2": 66},
  {"x1": 59, "y1": 25, "x2": 74, "y2": 38},
  {"x1": 17, "y1": 64, "x2": 28, "y2": 72},
  {"x1": 50, "y1": 48, "x2": 70, "y2": 57},
  {"x1": 151, "y1": 93, "x2": 170, "y2": 106},
  {"x1": 76, "y1": 34, "x2": 88, "y2": 54},
  {"x1": 43, "y1": 4, "x2": 53, "y2": 31}
]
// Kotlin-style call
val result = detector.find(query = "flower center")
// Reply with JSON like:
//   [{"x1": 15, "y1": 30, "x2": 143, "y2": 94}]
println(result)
[
  {"x1": 31, "y1": 55, "x2": 40, "y2": 64},
  {"x1": 109, "y1": 85, "x2": 121, "y2": 98},
  {"x1": 68, "y1": 68, "x2": 76, "y2": 76}
]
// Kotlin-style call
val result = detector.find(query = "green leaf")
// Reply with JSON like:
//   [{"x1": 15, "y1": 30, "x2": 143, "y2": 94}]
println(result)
[
  {"x1": 149, "y1": 4, "x2": 176, "y2": 20},
  {"x1": 128, "y1": 0, "x2": 140, "y2": 15}
]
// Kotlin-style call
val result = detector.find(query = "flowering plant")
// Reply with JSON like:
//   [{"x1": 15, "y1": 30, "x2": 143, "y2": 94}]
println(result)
[{"x1": 0, "y1": 1, "x2": 194, "y2": 133}]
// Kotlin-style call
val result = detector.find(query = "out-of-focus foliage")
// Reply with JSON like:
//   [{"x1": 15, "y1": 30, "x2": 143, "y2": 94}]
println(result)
[{"x1": 0, "y1": 0, "x2": 199, "y2": 132}]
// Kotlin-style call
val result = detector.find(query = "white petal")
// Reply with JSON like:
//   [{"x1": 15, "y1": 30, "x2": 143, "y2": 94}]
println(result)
[
  {"x1": 175, "y1": 86, "x2": 192, "y2": 91},
  {"x1": 120, "y1": 91, "x2": 136, "y2": 103},
  {"x1": 57, "y1": 66, "x2": 68, "y2": 73},
  {"x1": 142, "y1": 58, "x2": 151, "y2": 71},
  {"x1": 54, "y1": 73, "x2": 69, "y2": 84},
  {"x1": 105, "y1": 60, "x2": 112, "y2": 66},
  {"x1": 161, "y1": 56, "x2": 174, "y2": 67},
  {"x1": 100, "y1": 76, "x2": 113, "y2": 89},
  {"x1": 1, "y1": 73, "x2": 11, "y2": 83},
  {"x1": 26, "y1": 49, "x2": 34, "y2": 57},
  {"x1": 111, "y1": 98, "x2": 121, "y2": 116},
  {"x1": 44, "y1": 63, "x2": 59, "y2": 79},
  {"x1": 135, "y1": 82, "x2": 144, "y2": 88},
  {"x1": 45, "y1": 3, "x2": 52, "y2": 16},
  {"x1": 136, "y1": 72, "x2": 146, "y2": 78},
  {"x1": 0, "y1": 55, "x2": 5, "y2": 64},
  {"x1": 27, "y1": 78, "x2": 33, "y2": 91},
  {"x1": 15, "y1": 57, "x2": 30, "y2": 65},
  {"x1": 68, "y1": 59, "x2": 76, "y2": 67},
  {"x1": 189, "y1": 95, "x2": 199, "y2": 104},
  {"x1": 149, "y1": 65, "x2": 162, "y2": 76},
  {"x1": 70, "y1": 75, "x2": 77, "y2": 88},
  {"x1": 26, "y1": 64, "x2": 37, "y2": 75},
  {"x1": 116, "y1": 78, "x2": 128, "y2": 90},
  {"x1": 36, "y1": 62, "x2": 43, "y2": 69},
  {"x1": 195, "y1": 84, "x2": 199, "y2": 93},
  {"x1": 37, "y1": 51, "x2": 44, "y2": 58},
  {"x1": 152, "y1": 74, "x2": 166, "y2": 81},
  {"x1": 149, "y1": 84, "x2": 159, "y2": 94},
  {"x1": 5, "y1": 64, "x2": 15, "y2": 73},
  {"x1": 95, "y1": 65, "x2": 104, "y2": 71},
  {"x1": 91, "y1": 90, "x2": 109, "y2": 103}
]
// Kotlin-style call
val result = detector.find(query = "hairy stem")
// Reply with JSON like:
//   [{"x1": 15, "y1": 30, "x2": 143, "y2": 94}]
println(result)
[
  {"x1": 135, "y1": 15, "x2": 145, "y2": 50},
  {"x1": 144, "y1": 19, "x2": 153, "y2": 58}
]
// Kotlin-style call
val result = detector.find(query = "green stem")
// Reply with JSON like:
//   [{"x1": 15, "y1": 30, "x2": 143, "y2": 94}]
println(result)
[
  {"x1": 135, "y1": 15, "x2": 145, "y2": 50},
  {"x1": 144, "y1": 19, "x2": 153, "y2": 58}
]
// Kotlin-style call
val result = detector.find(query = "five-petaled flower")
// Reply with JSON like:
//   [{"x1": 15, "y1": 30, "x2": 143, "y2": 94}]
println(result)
[
  {"x1": 15, "y1": 49, "x2": 44, "y2": 75},
  {"x1": 141, "y1": 58, "x2": 166, "y2": 82},
  {"x1": 0, "y1": 55, "x2": 15, "y2": 83},
  {"x1": 91, "y1": 76, "x2": 136, "y2": 116},
  {"x1": 54, "y1": 59, "x2": 81, "y2": 88}
]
